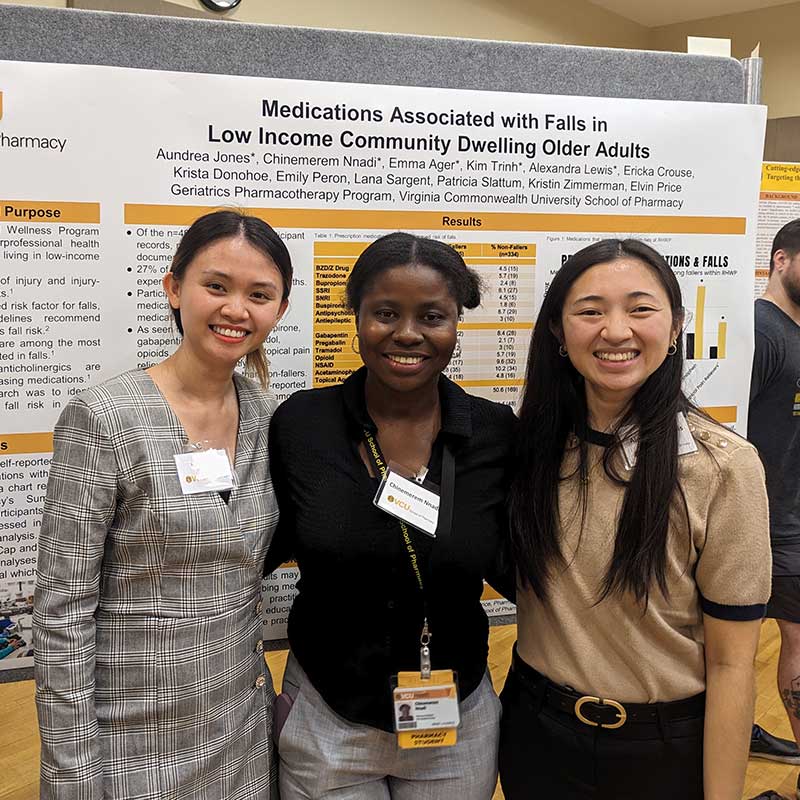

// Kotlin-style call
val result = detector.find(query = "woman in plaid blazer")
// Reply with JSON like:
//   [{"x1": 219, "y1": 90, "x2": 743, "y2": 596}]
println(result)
[{"x1": 34, "y1": 211, "x2": 292, "y2": 800}]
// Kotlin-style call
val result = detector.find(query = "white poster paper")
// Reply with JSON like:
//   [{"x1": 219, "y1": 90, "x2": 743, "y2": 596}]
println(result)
[{"x1": 0, "y1": 61, "x2": 765, "y2": 659}]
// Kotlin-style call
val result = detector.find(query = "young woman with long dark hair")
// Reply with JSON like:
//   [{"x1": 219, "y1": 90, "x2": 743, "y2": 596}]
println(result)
[
  {"x1": 501, "y1": 239, "x2": 771, "y2": 800},
  {"x1": 35, "y1": 210, "x2": 292, "y2": 799}
]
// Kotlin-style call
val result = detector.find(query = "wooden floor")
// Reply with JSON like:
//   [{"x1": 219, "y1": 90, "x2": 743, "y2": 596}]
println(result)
[{"x1": 1, "y1": 621, "x2": 796, "y2": 799}]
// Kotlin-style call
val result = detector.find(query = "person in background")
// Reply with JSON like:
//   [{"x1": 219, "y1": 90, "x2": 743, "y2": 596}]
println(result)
[
  {"x1": 747, "y1": 219, "x2": 800, "y2": 800},
  {"x1": 267, "y1": 232, "x2": 516, "y2": 799},
  {"x1": 502, "y1": 239, "x2": 771, "y2": 800},
  {"x1": 34, "y1": 210, "x2": 291, "y2": 799}
]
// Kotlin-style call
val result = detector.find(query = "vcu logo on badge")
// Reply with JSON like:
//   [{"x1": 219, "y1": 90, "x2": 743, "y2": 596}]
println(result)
[
  {"x1": 387, "y1": 495, "x2": 411, "y2": 511},
  {"x1": 793, "y1": 391, "x2": 800, "y2": 417}
]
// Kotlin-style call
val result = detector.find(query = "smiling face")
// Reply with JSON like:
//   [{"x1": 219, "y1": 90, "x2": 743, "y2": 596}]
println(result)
[
  {"x1": 355, "y1": 263, "x2": 459, "y2": 394},
  {"x1": 558, "y1": 257, "x2": 680, "y2": 419},
  {"x1": 163, "y1": 235, "x2": 287, "y2": 370}
]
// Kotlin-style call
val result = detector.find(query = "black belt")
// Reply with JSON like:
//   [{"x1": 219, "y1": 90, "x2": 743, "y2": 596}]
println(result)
[{"x1": 511, "y1": 650, "x2": 705, "y2": 730}]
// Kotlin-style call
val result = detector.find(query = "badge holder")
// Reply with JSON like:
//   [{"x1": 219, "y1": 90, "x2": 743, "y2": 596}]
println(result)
[
  {"x1": 174, "y1": 440, "x2": 236, "y2": 495},
  {"x1": 373, "y1": 460, "x2": 441, "y2": 537},
  {"x1": 392, "y1": 624, "x2": 460, "y2": 749}
]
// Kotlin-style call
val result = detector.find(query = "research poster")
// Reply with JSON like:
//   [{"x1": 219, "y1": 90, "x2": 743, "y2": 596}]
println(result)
[
  {"x1": 0, "y1": 60, "x2": 765, "y2": 664},
  {"x1": 756, "y1": 162, "x2": 800, "y2": 296}
]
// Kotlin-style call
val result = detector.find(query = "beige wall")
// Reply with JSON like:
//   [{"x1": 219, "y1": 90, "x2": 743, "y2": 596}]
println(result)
[
  {"x1": 650, "y1": 2, "x2": 800, "y2": 119},
  {"x1": 0, "y1": 0, "x2": 65, "y2": 5}
]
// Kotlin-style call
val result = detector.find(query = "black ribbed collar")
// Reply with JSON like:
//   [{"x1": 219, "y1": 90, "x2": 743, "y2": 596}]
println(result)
[{"x1": 341, "y1": 366, "x2": 473, "y2": 439}]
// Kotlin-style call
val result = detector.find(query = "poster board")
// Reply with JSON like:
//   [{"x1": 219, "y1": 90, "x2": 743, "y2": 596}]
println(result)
[
  {"x1": 756, "y1": 162, "x2": 800, "y2": 295},
  {"x1": 0, "y1": 59, "x2": 767, "y2": 669}
]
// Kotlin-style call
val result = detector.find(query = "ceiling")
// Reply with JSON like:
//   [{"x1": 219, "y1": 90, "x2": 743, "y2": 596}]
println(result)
[{"x1": 587, "y1": 0, "x2": 796, "y2": 27}]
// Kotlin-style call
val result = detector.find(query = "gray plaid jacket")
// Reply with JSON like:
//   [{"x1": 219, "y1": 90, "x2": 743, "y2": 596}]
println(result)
[{"x1": 34, "y1": 370, "x2": 279, "y2": 800}]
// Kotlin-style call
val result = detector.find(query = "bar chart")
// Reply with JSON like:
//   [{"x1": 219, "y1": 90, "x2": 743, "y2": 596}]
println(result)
[{"x1": 684, "y1": 282, "x2": 729, "y2": 361}]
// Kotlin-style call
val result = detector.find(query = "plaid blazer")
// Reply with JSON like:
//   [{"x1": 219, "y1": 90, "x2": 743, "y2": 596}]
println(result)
[{"x1": 34, "y1": 370, "x2": 279, "y2": 800}]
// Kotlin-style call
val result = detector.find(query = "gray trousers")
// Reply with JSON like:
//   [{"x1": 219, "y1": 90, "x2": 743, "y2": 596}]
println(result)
[{"x1": 277, "y1": 653, "x2": 501, "y2": 799}]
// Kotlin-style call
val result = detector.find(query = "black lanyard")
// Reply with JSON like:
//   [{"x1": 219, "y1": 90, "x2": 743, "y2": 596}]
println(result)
[{"x1": 362, "y1": 428, "x2": 455, "y2": 677}]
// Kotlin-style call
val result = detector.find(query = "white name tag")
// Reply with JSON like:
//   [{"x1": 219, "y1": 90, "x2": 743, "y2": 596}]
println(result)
[
  {"x1": 393, "y1": 683, "x2": 460, "y2": 732},
  {"x1": 620, "y1": 412, "x2": 698, "y2": 469},
  {"x1": 676, "y1": 412, "x2": 699, "y2": 456},
  {"x1": 374, "y1": 471, "x2": 440, "y2": 536},
  {"x1": 174, "y1": 448, "x2": 234, "y2": 494}
]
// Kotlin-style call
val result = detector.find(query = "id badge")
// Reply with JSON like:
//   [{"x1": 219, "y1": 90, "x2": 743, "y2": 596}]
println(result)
[
  {"x1": 392, "y1": 670, "x2": 460, "y2": 749},
  {"x1": 620, "y1": 412, "x2": 697, "y2": 469},
  {"x1": 174, "y1": 442, "x2": 235, "y2": 495},
  {"x1": 374, "y1": 461, "x2": 440, "y2": 537}
]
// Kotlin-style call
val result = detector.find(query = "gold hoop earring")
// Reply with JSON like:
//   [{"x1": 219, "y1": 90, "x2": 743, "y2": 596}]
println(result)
[
  {"x1": 667, "y1": 340, "x2": 678, "y2": 356},
  {"x1": 351, "y1": 334, "x2": 360, "y2": 355},
  {"x1": 558, "y1": 344, "x2": 568, "y2": 357}
]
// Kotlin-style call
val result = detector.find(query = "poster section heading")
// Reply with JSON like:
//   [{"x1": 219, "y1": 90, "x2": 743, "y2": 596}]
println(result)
[{"x1": 0, "y1": 60, "x2": 765, "y2": 651}]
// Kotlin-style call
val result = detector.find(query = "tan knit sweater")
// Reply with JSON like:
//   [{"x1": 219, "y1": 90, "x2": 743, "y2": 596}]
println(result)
[{"x1": 516, "y1": 412, "x2": 771, "y2": 703}]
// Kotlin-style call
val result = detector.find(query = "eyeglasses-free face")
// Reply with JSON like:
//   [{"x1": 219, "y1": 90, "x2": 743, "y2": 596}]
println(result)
[
  {"x1": 355, "y1": 263, "x2": 460, "y2": 396},
  {"x1": 163, "y1": 235, "x2": 288, "y2": 369},
  {"x1": 558, "y1": 257, "x2": 680, "y2": 418}
]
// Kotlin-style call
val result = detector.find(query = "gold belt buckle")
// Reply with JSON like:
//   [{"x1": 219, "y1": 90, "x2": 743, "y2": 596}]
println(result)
[{"x1": 574, "y1": 695, "x2": 627, "y2": 729}]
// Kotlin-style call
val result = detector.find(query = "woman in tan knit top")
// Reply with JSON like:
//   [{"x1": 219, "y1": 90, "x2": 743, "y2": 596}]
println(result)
[{"x1": 501, "y1": 239, "x2": 771, "y2": 800}]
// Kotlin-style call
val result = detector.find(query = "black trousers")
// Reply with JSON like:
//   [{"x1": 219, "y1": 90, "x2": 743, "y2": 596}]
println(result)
[{"x1": 498, "y1": 655, "x2": 705, "y2": 800}]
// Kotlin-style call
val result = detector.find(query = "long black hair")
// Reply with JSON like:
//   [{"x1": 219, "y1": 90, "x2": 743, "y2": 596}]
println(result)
[{"x1": 509, "y1": 238, "x2": 692, "y2": 606}]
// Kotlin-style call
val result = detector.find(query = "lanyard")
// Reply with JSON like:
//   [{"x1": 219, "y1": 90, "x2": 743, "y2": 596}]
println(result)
[{"x1": 362, "y1": 428, "x2": 455, "y2": 677}]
